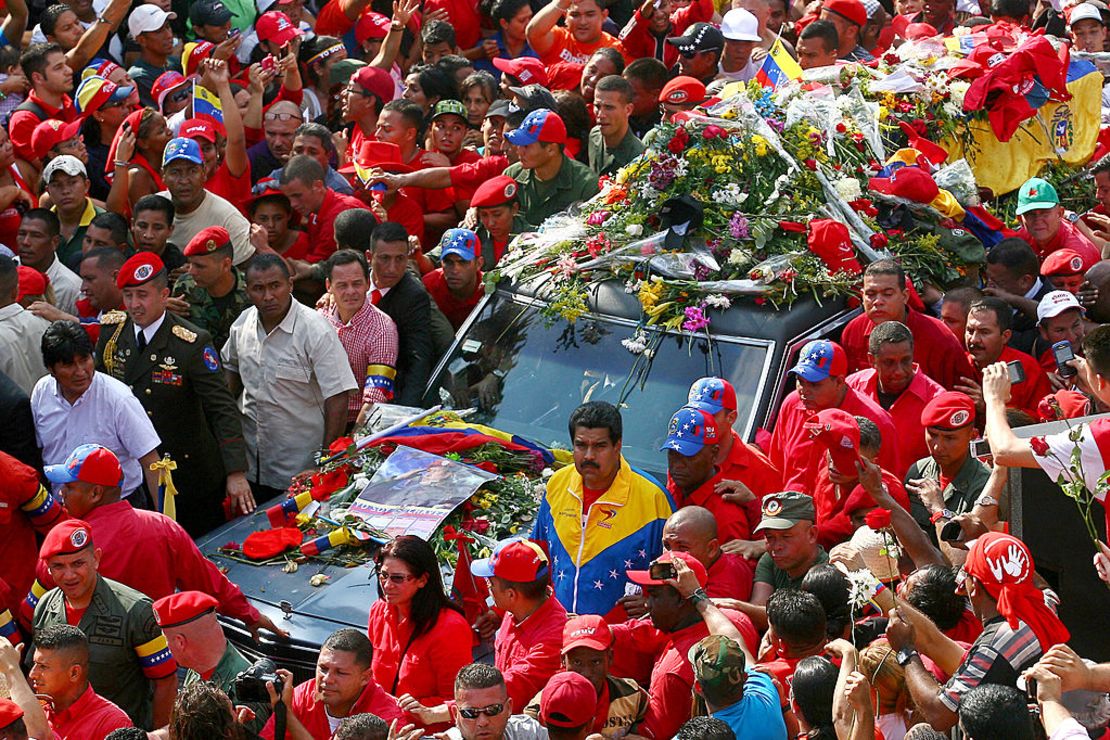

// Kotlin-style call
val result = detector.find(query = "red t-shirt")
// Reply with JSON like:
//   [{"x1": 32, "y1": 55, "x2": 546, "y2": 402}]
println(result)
[
  {"x1": 716, "y1": 430, "x2": 782, "y2": 545},
  {"x1": 425, "y1": 0, "x2": 481, "y2": 48},
  {"x1": 1016, "y1": 220, "x2": 1101, "y2": 270},
  {"x1": 668, "y1": 469, "x2": 752, "y2": 545},
  {"x1": 206, "y1": 160, "x2": 253, "y2": 212},
  {"x1": 969, "y1": 345, "x2": 1052, "y2": 419},
  {"x1": 494, "y1": 595, "x2": 568, "y2": 711},
  {"x1": 305, "y1": 188, "x2": 371, "y2": 263},
  {"x1": 811, "y1": 465, "x2": 908, "y2": 549},
  {"x1": 538, "y1": 27, "x2": 630, "y2": 65},
  {"x1": 841, "y1": 309, "x2": 976, "y2": 391},
  {"x1": 581, "y1": 485, "x2": 606, "y2": 511},
  {"x1": 422, "y1": 269, "x2": 483, "y2": 330},
  {"x1": 846, "y1": 367, "x2": 945, "y2": 476},
  {"x1": 44, "y1": 684, "x2": 132, "y2": 739},
  {"x1": 706, "y1": 550, "x2": 753, "y2": 601},
  {"x1": 280, "y1": 230, "x2": 311, "y2": 261}
]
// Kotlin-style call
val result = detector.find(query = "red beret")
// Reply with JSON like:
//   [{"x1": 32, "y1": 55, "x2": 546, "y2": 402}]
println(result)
[
  {"x1": 40, "y1": 519, "x2": 94, "y2": 560},
  {"x1": 184, "y1": 226, "x2": 232, "y2": 257},
  {"x1": 117, "y1": 252, "x2": 166, "y2": 290},
  {"x1": 152, "y1": 591, "x2": 219, "y2": 629},
  {"x1": 1041, "y1": 248, "x2": 1086, "y2": 277},
  {"x1": 471, "y1": 175, "x2": 519, "y2": 209},
  {"x1": 921, "y1": 390, "x2": 975, "y2": 429},
  {"x1": 659, "y1": 76, "x2": 706, "y2": 106},
  {"x1": 804, "y1": 408, "x2": 860, "y2": 475},
  {"x1": 0, "y1": 699, "x2": 23, "y2": 729},
  {"x1": 824, "y1": 0, "x2": 867, "y2": 26},
  {"x1": 242, "y1": 527, "x2": 303, "y2": 560}
]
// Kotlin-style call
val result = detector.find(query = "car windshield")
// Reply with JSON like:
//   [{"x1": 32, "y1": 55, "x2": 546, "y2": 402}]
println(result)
[{"x1": 430, "y1": 291, "x2": 773, "y2": 475}]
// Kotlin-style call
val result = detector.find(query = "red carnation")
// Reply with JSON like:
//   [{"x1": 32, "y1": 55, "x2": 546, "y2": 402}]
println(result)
[
  {"x1": 870, "y1": 233, "x2": 889, "y2": 249},
  {"x1": 804, "y1": 158, "x2": 818, "y2": 171},
  {"x1": 779, "y1": 220, "x2": 807, "y2": 233},
  {"x1": 865, "y1": 508, "x2": 893, "y2": 530}
]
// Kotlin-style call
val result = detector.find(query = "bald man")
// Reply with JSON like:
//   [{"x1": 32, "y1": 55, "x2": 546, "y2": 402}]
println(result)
[{"x1": 248, "y1": 100, "x2": 303, "y2": 185}]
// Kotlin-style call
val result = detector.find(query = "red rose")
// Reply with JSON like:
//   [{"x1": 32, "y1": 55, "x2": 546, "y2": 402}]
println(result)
[
  {"x1": 836, "y1": 122, "x2": 847, "y2": 133},
  {"x1": 779, "y1": 220, "x2": 807, "y2": 232},
  {"x1": 804, "y1": 158, "x2": 818, "y2": 171},
  {"x1": 1030, "y1": 436, "x2": 1050, "y2": 457},
  {"x1": 310, "y1": 468, "x2": 350, "y2": 499},
  {"x1": 328, "y1": 437, "x2": 355, "y2": 454},
  {"x1": 865, "y1": 508, "x2": 893, "y2": 530},
  {"x1": 870, "y1": 233, "x2": 889, "y2": 249},
  {"x1": 668, "y1": 127, "x2": 689, "y2": 154}
]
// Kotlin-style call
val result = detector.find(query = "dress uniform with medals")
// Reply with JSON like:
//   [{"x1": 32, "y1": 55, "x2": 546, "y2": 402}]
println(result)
[{"x1": 94, "y1": 250, "x2": 247, "y2": 536}]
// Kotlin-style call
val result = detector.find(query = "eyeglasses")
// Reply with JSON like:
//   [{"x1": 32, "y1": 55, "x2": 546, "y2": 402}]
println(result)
[
  {"x1": 376, "y1": 570, "x2": 415, "y2": 585},
  {"x1": 458, "y1": 704, "x2": 504, "y2": 719},
  {"x1": 344, "y1": 85, "x2": 370, "y2": 97}
]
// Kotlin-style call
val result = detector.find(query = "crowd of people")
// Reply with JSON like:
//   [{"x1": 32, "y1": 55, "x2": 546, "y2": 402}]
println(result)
[{"x1": 3, "y1": 0, "x2": 1110, "y2": 735}]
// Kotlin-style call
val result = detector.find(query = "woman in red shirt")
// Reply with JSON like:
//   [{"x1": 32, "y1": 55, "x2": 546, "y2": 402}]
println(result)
[{"x1": 367, "y1": 536, "x2": 474, "y2": 729}]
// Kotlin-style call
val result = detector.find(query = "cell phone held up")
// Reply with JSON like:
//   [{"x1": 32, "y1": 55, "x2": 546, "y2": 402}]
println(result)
[
  {"x1": 1053, "y1": 340, "x2": 1077, "y2": 378},
  {"x1": 648, "y1": 561, "x2": 676, "y2": 581},
  {"x1": 1007, "y1": 359, "x2": 1026, "y2": 385},
  {"x1": 261, "y1": 55, "x2": 277, "y2": 73}
]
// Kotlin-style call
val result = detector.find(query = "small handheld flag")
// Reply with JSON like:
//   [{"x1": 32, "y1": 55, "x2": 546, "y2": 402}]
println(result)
[
  {"x1": 756, "y1": 37, "x2": 803, "y2": 89},
  {"x1": 192, "y1": 80, "x2": 224, "y2": 124}
]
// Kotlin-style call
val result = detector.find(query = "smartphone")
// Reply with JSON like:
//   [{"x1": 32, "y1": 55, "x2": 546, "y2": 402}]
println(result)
[
  {"x1": 649, "y1": 561, "x2": 677, "y2": 581},
  {"x1": 228, "y1": 28, "x2": 241, "y2": 39},
  {"x1": 940, "y1": 519, "x2": 962, "y2": 542},
  {"x1": 261, "y1": 55, "x2": 276, "y2": 73},
  {"x1": 1007, "y1": 359, "x2": 1026, "y2": 385},
  {"x1": 1053, "y1": 340, "x2": 1077, "y2": 378}
]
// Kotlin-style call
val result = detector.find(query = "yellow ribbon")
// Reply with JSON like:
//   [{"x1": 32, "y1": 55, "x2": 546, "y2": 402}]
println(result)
[{"x1": 149, "y1": 455, "x2": 179, "y2": 521}]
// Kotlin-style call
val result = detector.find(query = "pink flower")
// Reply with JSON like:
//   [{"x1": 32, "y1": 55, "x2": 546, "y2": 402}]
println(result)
[
  {"x1": 682, "y1": 305, "x2": 710, "y2": 332},
  {"x1": 586, "y1": 210, "x2": 610, "y2": 226}
]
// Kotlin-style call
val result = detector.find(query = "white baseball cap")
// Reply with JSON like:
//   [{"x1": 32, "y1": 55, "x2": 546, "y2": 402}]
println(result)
[
  {"x1": 42, "y1": 155, "x2": 86, "y2": 183},
  {"x1": 1070, "y1": 2, "x2": 1105, "y2": 25},
  {"x1": 1037, "y1": 289, "x2": 1084, "y2": 323},
  {"x1": 129, "y1": 5, "x2": 176, "y2": 38},
  {"x1": 720, "y1": 8, "x2": 761, "y2": 41}
]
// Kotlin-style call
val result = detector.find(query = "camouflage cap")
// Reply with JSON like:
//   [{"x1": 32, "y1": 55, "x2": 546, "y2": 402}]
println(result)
[{"x1": 689, "y1": 634, "x2": 747, "y2": 694}]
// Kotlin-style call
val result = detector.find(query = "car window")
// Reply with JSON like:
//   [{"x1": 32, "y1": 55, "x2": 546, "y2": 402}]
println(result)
[{"x1": 431, "y1": 292, "x2": 773, "y2": 476}]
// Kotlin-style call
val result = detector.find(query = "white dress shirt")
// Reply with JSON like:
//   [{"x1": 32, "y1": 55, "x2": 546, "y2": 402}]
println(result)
[{"x1": 0, "y1": 302, "x2": 50, "y2": 394}]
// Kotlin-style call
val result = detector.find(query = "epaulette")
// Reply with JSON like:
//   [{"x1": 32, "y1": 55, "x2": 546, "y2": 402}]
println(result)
[
  {"x1": 172, "y1": 325, "x2": 197, "y2": 343},
  {"x1": 100, "y1": 310, "x2": 127, "y2": 325}
]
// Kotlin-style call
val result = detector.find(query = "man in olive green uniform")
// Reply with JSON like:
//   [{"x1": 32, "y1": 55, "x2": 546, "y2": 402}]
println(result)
[
  {"x1": 152, "y1": 590, "x2": 270, "y2": 734},
  {"x1": 93, "y1": 246, "x2": 251, "y2": 537},
  {"x1": 503, "y1": 109, "x2": 600, "y2": 229},
  {"x1": 169, "y1": 227, "x2": 250, "y2": 350},
  {"x1": 587, "y1": 76, "x2": 645, "y2": 179},
  {"x1": 471, "y1": 175, "x2": 530, "y2": 270},
  {"x1": 31, "y1": 517, "x2": 178, "y2": 730}
]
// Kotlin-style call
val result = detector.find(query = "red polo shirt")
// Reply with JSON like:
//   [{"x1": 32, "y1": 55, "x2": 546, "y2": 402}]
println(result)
[
  {"x1": 769, "y1": 388, "x2": 900, "y2": 494},
  {"x1": 423, "y1": 268, "x2": 483, "y2": 330},
  {"x1": 494, "y1": 594, "x2": 568, "y2": 711},
  {"x1": 716, "y1": 430, "x2": 782, "y2": 544},
  {"x1": 367, "y1": 600, "x2": 473, "y2": 716},
  {"x1": 969, "y1": 345, "x2": 1052, "y2": 419},
  {"x1": 706, "y1": 551, "x2": 753, "y2": 601},
  {"x1": 9, "y1": 91, "x2": 77, "y2": 162},
  {"x1": 667, "y1": 469, "x2": 750, "y2": 545},
  {"x1": 1016, "y1": 220, "x2": 1101, "y2": 270},
  {"x1": 0, "y1": 452, "x2": 64, "y2": 606},
  {"x1": 841, "y1": 309, "x2": 976, "y2": 391},
  {"x1": 846, "y1": 366, "x2": 945, "y2": 476},
  {"x1": 45, "y1": 683, "x2": 132, "y2": 739},
  {"x1": 260, "y1": 676, "x2": 402, "y2": 739},
  {"x1": 305, "y1": 188, "x2": 371, "y2": 263}
]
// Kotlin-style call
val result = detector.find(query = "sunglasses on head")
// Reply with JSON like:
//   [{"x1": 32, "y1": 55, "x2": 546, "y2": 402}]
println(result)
[{"x1": 458, "y1": 704, "x2": 504, "y2": 719}]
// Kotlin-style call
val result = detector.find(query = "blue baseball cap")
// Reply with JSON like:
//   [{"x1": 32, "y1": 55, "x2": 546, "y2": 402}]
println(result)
[
  {"x1": 505, "y1": 108, "x2": 568, "y2": 147},
  {"x1": 45, "y1": 444, "x2": 123, "y2": 487},
  {"x1": 660, "y1": 406, "x2": 720, "y2": 457},
  {"x1": 789, "y1": 340, "x2": 848, "y2": 382},
  {"x1": 687, "y1": 377, "x2": 737, "y2": 414},
  {"x1": 162, "y1": 137, "x2": 204, "y2": 168},
  {"x1": 440, "y1": 228, "x2": 479, "y2": 262}
]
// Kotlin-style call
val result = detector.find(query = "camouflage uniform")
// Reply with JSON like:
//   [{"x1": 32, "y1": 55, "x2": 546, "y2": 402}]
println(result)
[{"x1": 171, "y1": 269, "x2": 250, "y2": 351}]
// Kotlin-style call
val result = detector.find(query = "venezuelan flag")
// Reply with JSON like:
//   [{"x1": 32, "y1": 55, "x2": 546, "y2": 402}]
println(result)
[
  {"x1": 756, "y1": 37, "x2": 802, "y2": 90},
  {"x1": 192, "y1": 80, "x2": 223, "y2": 124}
]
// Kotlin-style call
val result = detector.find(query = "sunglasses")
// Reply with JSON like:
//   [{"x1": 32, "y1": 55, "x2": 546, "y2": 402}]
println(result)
[
  {"x1": 169, "y1": 89, "x2": 190, "y2": 104},
  {"x1": 376, "y1": 570, "x2": 415, "y2": 585},
  {"x1": 458, "y1": 704, "x2": 504, "y2": 719}
]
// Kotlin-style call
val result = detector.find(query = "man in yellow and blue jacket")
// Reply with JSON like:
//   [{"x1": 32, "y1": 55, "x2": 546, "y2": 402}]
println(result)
[{"x1": 531, "y1": 401, "x2": 674, "y2": 618}]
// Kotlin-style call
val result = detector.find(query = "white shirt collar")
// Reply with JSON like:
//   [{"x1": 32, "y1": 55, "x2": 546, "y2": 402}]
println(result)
[
  {"x1": 1024, "y1": 277, "x2": 1043, "y2": 300},
  {"x1": 135, "y1": 312, "x2": 166, "y2": 346}
]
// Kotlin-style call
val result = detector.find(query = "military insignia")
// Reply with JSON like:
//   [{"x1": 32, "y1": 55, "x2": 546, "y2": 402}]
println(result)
[
  {"x1": 202, "y1": 347, "x2": 220, "y2": 372},
  {"x1": 172, "y1": 325, "x2": 197, "y2": 343},
  {"x1": 70, "y1": 528, "x2": 88, "y2": 548},
  {"x1": 100, "y1": 310, "x2": 127, "y2": 325},
  {"x1": 950, "y1": 410, "x2": 970, "y2": 427},
  {"x1": 134, "y1": 264, "x2": 154, "y2": 281},
  {"x1": 764, "y1": 499, "x2": 783, "y2": 516}
]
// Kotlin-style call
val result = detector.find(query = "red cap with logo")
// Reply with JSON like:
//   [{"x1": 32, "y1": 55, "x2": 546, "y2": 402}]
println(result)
[
  {"x1": 804, "y1": 408, "x2": 860, "y2": 476},
  {"x1": 561, "y1": 614, "x2": 613, "y2": 654},
  {"x1": 184, "y1": 226, "x2": 232, "y2": 257},
  {"x1": 921, "y1": 390, "x2": 975, "y2": 429},
  {"x1": 540, "y1": 672, "x2": 598, "y2": 729},
  {"x1": 180, "y1": 117, "x2": 221, "y2": 143},
  {"x1": 626, "y1": 549, "x2": 708, "y2": 587},
  {"x1": 659, "y1": 76, "x2": 706, "y2": 106},
  {"x1": 257, "y1": 11, "x2": 302, "y2": 45},
  {"x1": 352, "y1": 66, "x2": 396, "y2": 105},
  {"x1": 471, "y1": 175, "x2": 519, "y2": 208},
  {"x1": 40, "y1": 519, "x2": 94, "y2": 560},
  {"x1": 470, "y1": 538, "x2": 550, "y2": 582},
  {"x1": 806, "y1": 219, "x2": 862, "y2": 276},
  {"x1": 117, "y1": 252, "x2": 166, "y2": 289},
  {"x1": 152, "y1": 591, "x2": 219, "y2": 629},
  {"x1": 1041, "y1": 248, "x2": 1086, "y2": 277},
  {"x1": 492, "y1": 57, "x2": 550, "y2": 87},
  {"x1": 355, "y1": 11, "x2": 391, "y2": 44},
  {"x1": 31, "y1": 118, "x2": 83, "y2": 161}
]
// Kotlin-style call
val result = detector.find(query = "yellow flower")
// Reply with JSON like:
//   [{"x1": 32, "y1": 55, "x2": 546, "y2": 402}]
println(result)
[
  {"x1": 638, "y1": 280, "x2": 665, "y2": 310},
  {"x1": 751, "y1": 135, "x2": 769, "y2": 157},
  {"x1": 644, "y1": 300, "x2": 675, "y2": 324},
  {"x1": 295, "y1": 513, "x2": 310, "y2": 526},
  {"x1": 878, "y1": 105, "x2": 889, "y2": 121}
]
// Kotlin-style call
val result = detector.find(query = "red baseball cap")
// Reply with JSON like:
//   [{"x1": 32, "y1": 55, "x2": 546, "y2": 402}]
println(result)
[
  {"x1": 869, "y1": 165, "x2": 940, "y2": 204},
  {"x1": 804, "y1": 408, "x2": 860, "y2": 475},
  {"x1": 659, "y1": 76, "x2": 706, "y2": 106},
  {"x1": 355, "y1": 11, "x2": 391, "y2": 44},
  {"x1": 44, "y1": 444, "x2": 123, "y2": 488},
  {"x1": 257, "y1": 11, "x2": 302, "y2": 46},
  {"x1": 562, "y1": 614, "x2": 613, "y2": 654},
  {"x1": 117, "y1": 252, "x2": 166, "y2": 289},
  {"x1": 492, "y1": 56, "x2": 550, "y2": 87},
  {"x1": 152, "y1": 591, "x2": 219, "y2": 629},
  {"x1": 352, "y1": 65, "x2": 396, "y2": 105},
  {"x1": 824, "y1": 0, "x2": 867, "y2": 26},
  {"x1": 0, "y1": 700, "x2": 23, "y2": 729},
  {"x1": 471, "y1": 175, "x2": 519, "y2": 208},
  {"x1": 180, "y1": 117, "x2": 220, "y2": 143},
  {"x1": 40, "y1": 519, "x2": 95, "y2": 560},
  {"x1": 1037, "y1": 389, "x2": 1091, "y2": 422},
  {"x1": 152, "y1": 70, "x2": 190, "y2": 113},
  {"x1": 17, "y1": 265, "x2": 48, "y2": 302},
  {"x1": 338, "y1": 139, "x2": 412, "y2": 175},
  {"x1": 31, "y1": 118, "x2": 82, "y2": 161},
  {"x1": 626, "y1": 550, "x2": 708, "y2": 587},
  {"x1": 1041, "y1": 248, "x2": 1086, "y2": 277},
  {"x1": 471, "y1": 538, "x2": 550, "y2": 582},
  {"x1": 807, "y1": 219, "x2": 862, "y2": 276},
  {"x1": 184, "y1": 226, "x2": 232, "y2": 257},
  {"x1": 540, "y1": 672, "x2": 598, "y2": 729},
  {"x1": 921, "y1": 390, "x2": 975, "y2": 429}
]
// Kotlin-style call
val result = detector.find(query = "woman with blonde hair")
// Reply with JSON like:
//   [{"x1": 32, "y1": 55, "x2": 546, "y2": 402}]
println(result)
[{"x1": 859, "y1": 638, "x2": 916, "y2": 740}]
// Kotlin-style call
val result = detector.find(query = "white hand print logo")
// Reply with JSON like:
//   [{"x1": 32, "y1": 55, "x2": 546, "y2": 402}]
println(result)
[{"x1": 987, "y1": 544, "x2": 1029, "y2": 582}]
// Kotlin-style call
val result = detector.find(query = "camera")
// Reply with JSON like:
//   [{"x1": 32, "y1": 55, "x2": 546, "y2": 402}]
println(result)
[
  {"x1": 233, "y1": 658, "x2": 281, "y2": 703},
  {"x1": 649, "y1": 561, "x2": 677, "y2": 581}
]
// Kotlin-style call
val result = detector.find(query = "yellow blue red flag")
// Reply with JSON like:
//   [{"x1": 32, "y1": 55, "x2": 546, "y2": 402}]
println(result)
[
  {"x1": 192, "y1": 80, "x2": 223, "y2": 124},
  {"x1": 756, "y1": 37, "x2": 802, "y2": 89}
]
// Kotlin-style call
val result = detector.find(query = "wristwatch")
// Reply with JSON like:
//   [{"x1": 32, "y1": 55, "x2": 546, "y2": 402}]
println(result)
[
  {"x1": 688, "y1": 587, "x2": 709, "y2": 605},
  {"x1": 896, "y1": 648, "x2": 918, "y2": 666},
  {"x1": 97, "y1": 13, "x2": 111, "y2": 24},
  {"x1": 975, "y1": 494, "x2": 999, "y2": 508},
  {"x1": 929, "y1": 508, "x2": 955, "y2": 524}
]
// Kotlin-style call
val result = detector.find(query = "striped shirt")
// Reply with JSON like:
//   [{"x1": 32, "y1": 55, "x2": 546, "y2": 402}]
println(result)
[
  {"x1": 319, "y1": 298, "x2": 399, "y2": 422},
  {"x1": 939, "y1": 614, "x2": 1045, "y2": 711}
]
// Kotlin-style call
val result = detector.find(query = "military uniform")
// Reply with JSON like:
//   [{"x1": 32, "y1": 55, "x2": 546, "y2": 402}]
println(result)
[
  {"x1": 95, "y1": 309, "x2": 246, "y2": 536},
  {"x1": 477, "y1": 214, "x2": 530, "y2": 270},
  {"x1": 171, "y1": 268, "x2": 250, "y2": 351},
  {"x1": 33, "y1": 575, "x2": 176, "y2": 730},
  {"x1": 183, "y1": 641, "x2": 270, "y2": 733},
  {"x1": 587, "y1": 126, "x2": 645, "y2": 178},
  {"x1": 504, "y1": 154, "x2": 600, "y2": 229}
]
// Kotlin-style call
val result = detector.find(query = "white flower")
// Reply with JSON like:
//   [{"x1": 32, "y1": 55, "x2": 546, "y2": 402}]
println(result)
[
  {"x1": 704, "y1": 294, "x2": 731, "y2": 309},
  {"x1": 942, "y1": 100, "x2": 963, "y2": 118},
  {"x1": 626, "y1": 224, "x2": 644, "y2": 237},
  {"x1": 728, "y1": 248, "x2": 749, "y2": 265},
  {"x1": 621, "y1": 329, "x2": 649, "y2": 355},
  {"x1": 948, "y1": 80, "x2": 970, "y2": 107},
  {"x1": 834, "y1": 177, "x2": 862, "y2": 202}
]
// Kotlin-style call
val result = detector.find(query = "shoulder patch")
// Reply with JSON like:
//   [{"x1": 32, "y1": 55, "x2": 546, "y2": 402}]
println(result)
[
  {"x1": 202, "y1": 346, "x2": 220, "y2": 372},
  {"x1": 100, "y1": 310, "x2": 127, "y2": 325},
  {"x1": 172, "y1": 325, "x2": 197, "y2": 343}
]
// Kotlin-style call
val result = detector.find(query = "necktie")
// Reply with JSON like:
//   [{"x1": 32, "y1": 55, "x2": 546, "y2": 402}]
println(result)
[
  {"x1": 137, "y1": 330, "x2": 146, "y2": 350},
  {"x1": 371, "y1": 289, "x2": 383, "y2": 306}
]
